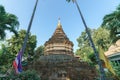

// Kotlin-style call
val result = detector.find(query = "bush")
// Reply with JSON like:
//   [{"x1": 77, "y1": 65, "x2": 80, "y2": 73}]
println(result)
[{"x1": 5, "y1": 70, "x2": 40, "y2": 80}]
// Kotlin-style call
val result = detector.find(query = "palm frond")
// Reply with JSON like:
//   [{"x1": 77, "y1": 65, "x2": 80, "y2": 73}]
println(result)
[{"x1": 66, "y1": 0, "x2": 71, "y2": 2}]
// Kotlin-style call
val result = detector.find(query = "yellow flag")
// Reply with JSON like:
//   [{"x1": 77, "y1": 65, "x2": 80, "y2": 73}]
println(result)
[{"x1": 98, "y1": 46, "x2": 116, "y2": 75}]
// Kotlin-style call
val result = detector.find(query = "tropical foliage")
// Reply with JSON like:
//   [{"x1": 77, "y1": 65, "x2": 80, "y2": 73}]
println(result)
[
  {"x1": 0, "y1": 44, "x2": 14, "y2": 74},
  {"x1": 0, "y1": 70, "x2": 40, "y2": 80},
  {"x1": 34, "y1": 45, "x2": 44, "y2": 60},
  {"x1": 0, "y1": 5, "x2": 19, "y2": 40},
  {"x1": 76, "y1": 27, "x2": 111, "y2": 64},
  {"x1": 66, "y1": 0, "x2": 73, "y2": 2},
  {"x1": 76, "y1": 27, "x2": 120, "y2": 79},
  {"x1": 114, "y1": 65, "x2": 120, "y2": 77},
  {"x1": 102, "y1": 4, "x2": 120, "y2": 43},
  {"x1": 0, "y1": 29, "x2": 37, "y2": 74},
  {"x1": 7, "y1": 29, "x2": 37, "y2": 57}
]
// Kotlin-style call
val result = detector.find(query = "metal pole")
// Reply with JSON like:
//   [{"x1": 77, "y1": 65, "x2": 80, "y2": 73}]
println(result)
[
  {"x1": 21, "y1": 0, "x2": 39, "y2": 55},
  {"x1": 73, "y1": 0, "x2": 106, "y2": 79}
]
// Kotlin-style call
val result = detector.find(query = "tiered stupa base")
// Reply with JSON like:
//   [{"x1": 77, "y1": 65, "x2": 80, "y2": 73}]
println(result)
[{"x1": 27, "y1": 54, "x2": 98, "y2": 80}]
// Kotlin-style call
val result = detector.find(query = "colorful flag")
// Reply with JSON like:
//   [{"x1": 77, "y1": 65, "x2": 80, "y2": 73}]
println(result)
[
  {"x1": 98, "y1": 46, "x2": 116, "y2": 75},
  {"x1": 13, "y1": 49, "x2": 22, "y2": 74}
]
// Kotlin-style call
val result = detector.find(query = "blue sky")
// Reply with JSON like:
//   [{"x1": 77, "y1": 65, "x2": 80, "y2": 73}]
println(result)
[{"x1": 1, "y1": 0, "x2": 120, "y2": 52}]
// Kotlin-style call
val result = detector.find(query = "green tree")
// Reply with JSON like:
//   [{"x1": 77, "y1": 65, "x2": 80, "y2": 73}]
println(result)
[
  {"x1": 7, "y1": 29, "x2": 37, "y2": 58},
  {"x1": 113, "y1": 64, "x2": 120, "y2": 77},
  {"x1": 102, "y1": 4, "x2": 120, "y2": 42},
  {"x1": 76, "y1": 29, "x2": 94, "y2": 63},
  {"x1": 92, "y1": 27, "x2": 111, "y2": 51},
  {"x1": 0, "y1": 5, "x2": 19, "y2": 40},
  {"x1": 35, "y1": 45, "x2": 44, "y2": 56},
  {"x1": 33, "y1": 45, "x2": 44, "y2": 61},
  {"x1": 76, "y1": 27, "x2": 110, "y2": 64},
  {"x1": 0, "y1": 30, "x2": 37, "y2": 73},
  {"x1": 0, "y1": 44, "x2": 14, "y2": 65},
  {"x1": 0, "y1": 44, "x2": 14, "y2": 74}
]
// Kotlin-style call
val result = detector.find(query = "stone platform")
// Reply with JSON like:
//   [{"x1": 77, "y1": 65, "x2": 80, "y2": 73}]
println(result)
[{"x1": 27, "y1": 54, "x2": 98, "y2": 80}]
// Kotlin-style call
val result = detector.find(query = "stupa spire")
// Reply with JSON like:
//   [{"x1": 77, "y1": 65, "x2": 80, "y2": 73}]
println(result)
[
  {"x1": 57, "y1": 18, "x2": 62, "y2": 28},
  {"x1": 44, "y1": 19, "x2": 74, "y2": 55}
]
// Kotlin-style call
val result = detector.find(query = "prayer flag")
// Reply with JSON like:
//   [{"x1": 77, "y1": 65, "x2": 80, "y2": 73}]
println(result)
[{"x1": 98, "y1": 46, "x2": 116, "y2": 75}]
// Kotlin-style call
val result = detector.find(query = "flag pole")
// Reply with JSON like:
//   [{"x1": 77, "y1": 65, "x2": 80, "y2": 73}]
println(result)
[
  {"x1": 21, "y1": 0, "x2": 38, "y2": 55},
  {"x1": 12, "y1": 0, "x2": 38, "y2": 74},
  {"x1": 73, "y1": 0, "x2": 106, "y2": 79}
]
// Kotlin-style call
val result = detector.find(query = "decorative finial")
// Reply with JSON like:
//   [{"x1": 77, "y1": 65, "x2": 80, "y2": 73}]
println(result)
[
  {"x1": 57, "y1": 17, "x2": 61, "y2": 28},
  {"x1": 58, "y1": 17, "x2": 60, "y2": 24}
]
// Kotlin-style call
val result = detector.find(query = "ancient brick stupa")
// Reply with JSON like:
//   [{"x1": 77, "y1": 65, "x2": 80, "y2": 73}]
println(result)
[
  {"x1": 44, "y1": 19, "x2": 73, "y2": 56},
  {"x1": 27, "y1": 19, "x2": 97, "y2": 80}
]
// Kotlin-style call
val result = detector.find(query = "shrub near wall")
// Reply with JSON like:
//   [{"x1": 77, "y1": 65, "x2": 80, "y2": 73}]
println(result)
[{"x1": 1, "y1": 70, "x2": 40, "y2": 80}]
